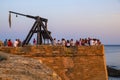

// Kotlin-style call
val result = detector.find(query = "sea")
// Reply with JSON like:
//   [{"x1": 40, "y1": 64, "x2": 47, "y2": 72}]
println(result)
[{"x1": 105, "y1": 45, "x2": 120, "y2": 80}]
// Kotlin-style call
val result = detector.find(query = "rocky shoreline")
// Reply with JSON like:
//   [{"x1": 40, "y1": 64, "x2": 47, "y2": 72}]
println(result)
[{"x1": 107, "y1": 66, "x2": 120, "y2": 77}]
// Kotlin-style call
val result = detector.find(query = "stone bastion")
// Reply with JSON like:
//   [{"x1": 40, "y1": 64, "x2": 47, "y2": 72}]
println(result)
[{"x1": 0, "y1": 45, "x2": 108, "y2": 80}]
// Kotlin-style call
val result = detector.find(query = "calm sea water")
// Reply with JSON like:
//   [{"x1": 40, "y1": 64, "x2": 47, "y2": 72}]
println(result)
[{"x1": 105, "y1": 45, "x2": 120, "y2": 80}]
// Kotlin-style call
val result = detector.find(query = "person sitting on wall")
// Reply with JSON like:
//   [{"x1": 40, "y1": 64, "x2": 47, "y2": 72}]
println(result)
[
  {"x1": 57, "y1": 40, "x2": 61, "y2": 45},
  {"x1": 75, "y1": 40, "x2": 79, "y2": 46},
  {"x1": 70, "y1": 39, "x2": 75, "y2": 47},
  {"x1": 90, "y1": 38, "x2": 94, "y2": 46},
  {"x1": 66, "y1": 40, "x2": 70, "y2": 48},
  {"x1": 8, "y1": 39, "x2": 13, "y2": 47},
  {"x1": 97, "y1": 39, "x2": 101, "y2": 45},
  {"x1": 18, "y1": 39, "x2": 22, "y2": 47},
  {"x1": 33, "y1": 38, "x2": 36, "y2": 45},
  {"x1": 4, "y1": 39, "x2": 8, "y2": 46},
  {"x1": 84, "y1": 38, "x2": 89, "y2": 46},
  {"x1": 61, "y1": 38, "x2": 66, "y2": 46},
  {"x1": 14, "y1": 39, "x2": 18, "y2": 47},
  {"x1": 53, "y1": 38, "x2": 57, "y2": 46}
]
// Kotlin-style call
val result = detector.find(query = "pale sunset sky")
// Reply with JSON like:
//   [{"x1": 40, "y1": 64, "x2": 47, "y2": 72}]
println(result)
[{"x1": 0, "y1": 0, "x2": 120, "y2": 45}]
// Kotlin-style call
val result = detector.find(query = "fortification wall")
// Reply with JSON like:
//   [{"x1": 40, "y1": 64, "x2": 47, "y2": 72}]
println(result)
[{"x1": 0, "y1": 45, "x2": 108, "y2": 80}]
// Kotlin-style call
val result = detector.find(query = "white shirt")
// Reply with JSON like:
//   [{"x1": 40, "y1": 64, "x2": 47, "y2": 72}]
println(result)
[
  {"x1": 14, "y1": 40, "x2": 18, "y2": 47},
  {"x1": 90, "y1": 39, "x2": 94, "y2": 46}
]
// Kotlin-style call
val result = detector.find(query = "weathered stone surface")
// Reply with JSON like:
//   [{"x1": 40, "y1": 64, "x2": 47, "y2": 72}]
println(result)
[{"x1": 0, "y1": 52, "x2": 61, "y2": 80}]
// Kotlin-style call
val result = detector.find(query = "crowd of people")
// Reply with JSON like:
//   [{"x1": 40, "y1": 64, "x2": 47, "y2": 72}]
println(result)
[
  {"x1": 2, "y1": 37, "x2": 101, "y2": 48},
  {"x1": 52, "y1": 38, "x2": 101, "y2": 48},
  {"x1": 4, "y1": 39, "x2": 22, "y2": 47}
]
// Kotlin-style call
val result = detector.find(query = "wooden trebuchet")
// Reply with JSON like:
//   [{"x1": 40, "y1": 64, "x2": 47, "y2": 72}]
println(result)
[{"x1": 9, "y1": 11, "x2": 53, "y2": 46}]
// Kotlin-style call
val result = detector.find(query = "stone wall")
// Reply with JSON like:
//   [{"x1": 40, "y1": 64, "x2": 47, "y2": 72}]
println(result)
[{"x1": 0, "y1": 45, "x2": 108, "y2": 80}]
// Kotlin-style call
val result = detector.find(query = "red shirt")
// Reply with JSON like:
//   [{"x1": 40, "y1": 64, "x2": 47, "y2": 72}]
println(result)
[{"x1": 8, "y1": 41, "x2": 12, "y2": 46}]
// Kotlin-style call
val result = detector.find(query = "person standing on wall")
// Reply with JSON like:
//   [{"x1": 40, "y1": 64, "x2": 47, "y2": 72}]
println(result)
[{"x1": 33, "y1": 38, "x2": 36, "y2": 45}]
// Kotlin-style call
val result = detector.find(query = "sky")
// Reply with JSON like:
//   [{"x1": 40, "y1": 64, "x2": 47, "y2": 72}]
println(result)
[{"x1": 0, "y1": 0, "x2": 120, "y2": 45}]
